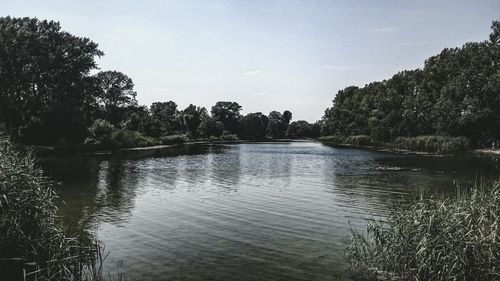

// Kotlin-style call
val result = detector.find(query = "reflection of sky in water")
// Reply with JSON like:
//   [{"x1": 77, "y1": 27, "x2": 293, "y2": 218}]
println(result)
[{"x1": 40, "y1": 143, "x2": 500, "y2": 281}]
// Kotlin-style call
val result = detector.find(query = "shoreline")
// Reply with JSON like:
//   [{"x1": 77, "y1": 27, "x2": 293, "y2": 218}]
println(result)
[
  {"x1": 33, "y1": 139, "x2": 305, "y2": 157},
  {"x1": 33, "y1": 138, "x2": 500, "y2": 158}
]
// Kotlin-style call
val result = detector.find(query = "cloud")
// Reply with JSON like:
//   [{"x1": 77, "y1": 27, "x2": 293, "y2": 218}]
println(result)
[
  {"x1": 258, "y1": 92, "x2": 269, "y2": 96},
  {"x1": 319, "y1": 65, "x2": 364, "y2": 70},
  {"x1": 245, "y1": 69, "x2": 261, "y2": 76},
  {"x1": 370, "y1": 27, "x2": 396, "y2": 33}
]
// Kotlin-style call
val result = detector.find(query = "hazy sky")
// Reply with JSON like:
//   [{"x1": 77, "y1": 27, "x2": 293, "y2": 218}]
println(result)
[{"x1": 2, "y1": 0, "x2": 499, "y2": 121}]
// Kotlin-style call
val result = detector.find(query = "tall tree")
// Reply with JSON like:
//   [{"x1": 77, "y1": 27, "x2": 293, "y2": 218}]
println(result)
[
  {"x1": 240, "y1": 112, "x2": 269, "y2": 140},
  {"x1": 211, "y1": 101, "x2": 242, "y2": 134},
  {"x1": 150, "y1": 101, "x2": 181, "y2": 136},
  {"x1": 94, "y1": 71, "x2": 137, "y2": 125},
  {"x1": 181, "y1": 104, "x2": 204, "y2": 137},
  {"x1": 0, "y1": 17, "x2": 103, "y2": 144}
]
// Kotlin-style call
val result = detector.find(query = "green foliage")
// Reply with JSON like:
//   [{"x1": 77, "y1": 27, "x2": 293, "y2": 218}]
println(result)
[
  {"x1": 395, "y1": 135, "x2": 469, "y2": 154},
  {"x1": 321, "y1": 22, "x2": 500, "y2": 147},
  {"x1": 239, "y1": 112, "x2": 269, "y2": 140},
  {"x1": 318, "y1": 135, "x2": 345, "y2": 146},
  {"x1": 86, "y1": 120, "x2": 157, "y2": 148},
  {"x1": 181, "y1": 104, "x2": 204, "y2": 137},
  {"x1": 86, "y1": 119, "x2": 115, "y2": 147},
  {"x1": 0, "y1": 135, "x2": 103, "y2": 280},
  {"x1": 287, "y1": 120, "x2": 320, "y2": 139},
  {"x1": 160, "y1": 134, "x2": 188, "y2": 145},
  {"x1": 149, "y1": 101, "x2": 182, "y2": 136},
  {"x1": 345, "y1": 135, "x2": 373, "y2": 147},
  {"x1": 211, "y1": 101, "x2": 242, "y2": 134},
  {"x1": 94, "y1": 71, "x2": 138, "y2": 125},
  {"x1": 267, "y1": 110, "x2": 293, "y2": 139},
  {"x1": 345, "y1": 182, "x2": 500, "y2": 281},
  {"x1": 112, "y1": 129, "x2": 158, "y2": 148},
  {"x1": 219, "y1": 132, "x2": 239, "y2": 141},
  {"x1": 0, "y1": 17, "x2": 103, "y2": 144}
]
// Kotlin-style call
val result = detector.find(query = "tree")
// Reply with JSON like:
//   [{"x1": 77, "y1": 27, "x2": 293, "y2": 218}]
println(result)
[
  {"x1": 181, "y1": 104, "x2": 204, "y2": 137},
  {"x1": 198, "y1": 110, "x2": 223, "y2": 138},
  {"x1": 0, "y1": 17, "x2": 103, "y2": 144},
  {"x1": 282, "y1": 110, "x2": 293, "y2": 135},
  {"x1": 240, "y1": 112, "x2": 269, "y2": 140},
  {"x1": 94, "y1": 71, "x2": 137, "y2": 125},
  {"x1": 267, "y1": 110, "x2": 292, "y2": 139},
  {"x1": 150, "y1": 101, "x2": 181, "y2": 136},
  {"x1": 210, "y1": 101, "x2": 242, "y2": 134},
  {"x1": 267, "y1": 111, "x2": 283, "y2": 139},
  {"x1": 320, "y1": 21, "x2": 500, "y2": 147},
  {"x1": 287, "y1": 120, "x2": 314, "y2": 139}
]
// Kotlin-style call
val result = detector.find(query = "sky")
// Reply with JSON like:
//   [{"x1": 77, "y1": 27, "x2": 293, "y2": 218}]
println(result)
[{"x1": 2, "y1": 0, "x2": 499, "y2": 122}]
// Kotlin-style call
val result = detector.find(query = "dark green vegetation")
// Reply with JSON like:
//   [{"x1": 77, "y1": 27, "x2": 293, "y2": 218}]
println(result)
[
  {"x1": 346, "y1": 182, "x2": 500, "y2": 281},
  {"x1": 0, "y1": 17, "x2": 319, "y2": 149},
  {"x1": 320, "y1": 21, "x2": 500, "y2": 152},
  {"x1": 0, "y1": 135, "x2": 110, "y2": 280},
  {"x1": 318, "y1": 135, "x2": 470, "y2": 155}
]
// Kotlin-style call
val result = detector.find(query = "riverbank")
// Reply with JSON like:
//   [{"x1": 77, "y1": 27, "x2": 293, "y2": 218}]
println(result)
[
  {"x1": 32, "y1": 138, "x2": 302, "y2": 156},
  {"x1": 319, "y1": 135, "x2": 471, "y2": 156}
]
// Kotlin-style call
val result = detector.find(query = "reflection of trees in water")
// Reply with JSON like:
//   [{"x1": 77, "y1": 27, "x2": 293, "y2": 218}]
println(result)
[
  {"x1": 41, "y1": 157, "x2": 141, "y2": 238},
  {"x1": 39, "y1": 157, "x2": 101, "y2": 240},
  {"x1": 43, "y1": 144, "x2": 230, "y2": 236},
  {"x1": 94, "y1": 158, "x2": 140, "y2": 223},
  {"x1": 321, "y1": 152, "x2": 500, "y2": 222},
  {"x1": 210, "y1": 145, "x2": 241, "y2": 189}
]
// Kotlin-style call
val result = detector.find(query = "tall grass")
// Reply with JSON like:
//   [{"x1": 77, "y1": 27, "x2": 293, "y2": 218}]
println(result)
[
  {"x1": 160, "y1": 134, "x2": 188, "y2": 145},
  {"x1": 345, "y1": 183, "x2": 500, "y2": 281},
  {"x1": 395, "y1": 135, "x2": 469, "y2": 154},
  {"x1": 0, "y1": 135, "x2": 117, "y2": 280}
]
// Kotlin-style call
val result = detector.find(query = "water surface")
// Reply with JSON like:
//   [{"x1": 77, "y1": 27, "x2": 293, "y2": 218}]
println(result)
[{"x1": 40, "y1": 142, "x2": 500, "y2": 281}]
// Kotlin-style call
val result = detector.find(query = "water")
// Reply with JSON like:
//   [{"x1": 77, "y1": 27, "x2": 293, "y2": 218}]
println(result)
[{"x1": 39, "y1": 142, "x2": 500, "y2": 281}]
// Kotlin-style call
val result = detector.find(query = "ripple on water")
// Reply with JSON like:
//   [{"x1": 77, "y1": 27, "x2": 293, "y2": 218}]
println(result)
[{"x1": 41, "y1": 142, "x2": 500, "y2": 281}]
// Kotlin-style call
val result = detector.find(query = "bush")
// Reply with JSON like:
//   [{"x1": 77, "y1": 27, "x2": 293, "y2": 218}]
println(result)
[
  {"x1": 112, "y1": 129, "x2": 158, "y2": 148},
  {"x1": 318, "y1": 135, "x2": 345, "y2": 146},
  {"x1": 86, "y1": 119, "x2": 115, "y2": 146},
  {"x1": 0, "y1": 135, "x2": 102, "y2": 280},
  {"x1": 160, "y1": 134, "x2": 188, "y2": 145},
  {"x1": 395, "y1": 135, "x2": 469, "y2": 154},
  {"x1": 345, "y1": 135, "x2": 373, "y2": 146},
  {"x1": 219, "y1": 132, "x2": 239, "y2": 141},
  {"x1": 345, "y1": 182, "x2": 500, "y2": 281}
]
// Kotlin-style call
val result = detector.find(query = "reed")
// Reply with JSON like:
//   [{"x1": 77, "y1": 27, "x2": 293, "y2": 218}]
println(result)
[
  {"x1": 345, "y1": 183, "x2": 500, "y2": 281},
  {"x1": 0, "y1": 135, "x2": 120, "y2": 280},
  {"x1": 394, "y1": 135, "x2": 469, "y2": 154}
]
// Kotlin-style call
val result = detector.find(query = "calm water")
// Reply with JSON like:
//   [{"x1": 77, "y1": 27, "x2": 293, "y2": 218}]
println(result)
[{"x1": 40, "y1": 142, "x2": 500, "y2": 281}]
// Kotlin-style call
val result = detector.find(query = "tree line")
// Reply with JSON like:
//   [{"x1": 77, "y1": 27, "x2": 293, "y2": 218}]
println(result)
[
  {"x1": 2, "y1": 16, "x2": 498, "y2": 149},
  {"x1": 320, "y1": 21, "x2": 500, "y2": 148},
  {"x1": 0, "y1": 17, "x2": 319, "y2": 147}
]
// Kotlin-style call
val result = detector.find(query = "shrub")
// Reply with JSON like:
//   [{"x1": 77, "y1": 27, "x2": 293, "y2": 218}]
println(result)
[
  {"x1": 86, "y1": 119, "x2": 115, "y2": 146},
  {"x1": 219, "y1": 132, "x2": 239, "y2": 141},
  {"x1": 112, "y1": 129, "x2": 158, "y2": 148},
  {"x1": 345, "y1": 135, "x2": 373, "y2": 146},
  {"x1": 395, "y1": 135, "x2": 469, "y2": 154},
  {"x1": 318, "y1": 135, "x2": 345, "y2": 146},
  {"x1": 0, "y1": 135, "x2": 102, "y2": 280},
  {"x1": 160, "y1": 134, "x2": 188, "y2": 145},
  {"x1": 345, "y1": 183, "x2": 500, "y2": 281}
]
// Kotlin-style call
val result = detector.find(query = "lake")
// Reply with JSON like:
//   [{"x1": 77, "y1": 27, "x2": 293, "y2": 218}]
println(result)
[{"x1": 39, "y1": 142, "x2": 500, "y2": 281}]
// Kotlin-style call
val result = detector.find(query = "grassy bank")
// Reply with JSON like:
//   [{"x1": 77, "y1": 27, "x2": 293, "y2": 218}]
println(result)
[
  {"x1": 0, "y1": 136, "x2": 111, "y2": 280},
  {"x1": 345, "y1": 182, "x2": 500, "y2": 281},
  {"x1": 319, "y1": 135, "x2": 470, "y2": 155}
]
